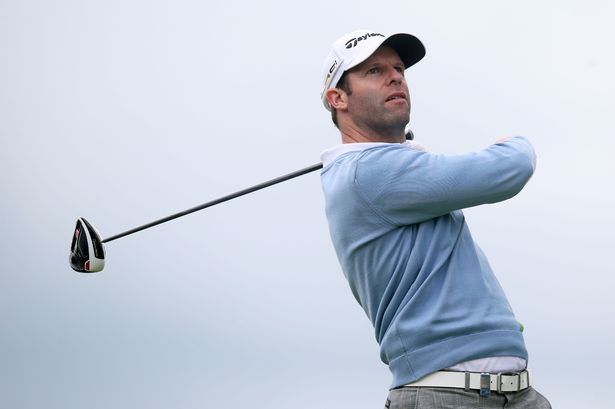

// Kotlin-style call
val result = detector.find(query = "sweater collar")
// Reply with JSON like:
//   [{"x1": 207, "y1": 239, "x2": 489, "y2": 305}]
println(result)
[{"x1": 320, "y1": 141, "x2": 412, "y2": 167}]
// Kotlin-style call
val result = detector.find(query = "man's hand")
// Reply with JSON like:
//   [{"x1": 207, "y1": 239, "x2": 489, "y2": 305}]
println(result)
[
  {"x1": 408, "y1": 140, "x2": 427, "y2": 151},
  {"x1": 495, "y1": 136, "x2": 513, "y2": 144}
]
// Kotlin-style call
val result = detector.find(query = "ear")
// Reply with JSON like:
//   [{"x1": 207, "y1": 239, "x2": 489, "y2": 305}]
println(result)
[{"x1": 326, "y1": 88, "x2": 348, "y2": 111}]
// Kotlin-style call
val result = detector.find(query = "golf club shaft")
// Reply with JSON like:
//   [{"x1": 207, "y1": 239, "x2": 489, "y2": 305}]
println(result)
[{"x1": 101, "y1": 162, "x2": 323, "y2": 243}]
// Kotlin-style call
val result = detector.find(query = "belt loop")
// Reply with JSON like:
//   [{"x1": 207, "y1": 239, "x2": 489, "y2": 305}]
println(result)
[
  {"x1": 479, "y1": 373, "x2": 491, "y2": 397},
  {"x1": 464, "y1": 372, "x2": 470, "y2": 391}
]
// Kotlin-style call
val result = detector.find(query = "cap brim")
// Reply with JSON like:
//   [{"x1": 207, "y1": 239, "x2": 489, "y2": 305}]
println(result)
[{"x1": 382, "y1": 33, "x2": 426, "y2": 68}]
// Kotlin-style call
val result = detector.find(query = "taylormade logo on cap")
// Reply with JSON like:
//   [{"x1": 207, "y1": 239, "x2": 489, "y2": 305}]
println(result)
[
  {"x1": 320, "y1": 29, "x2": 426, "y2": 111},
  {"x1": 328, "y1": 60, "x2": 338, "y2": 75},
  {"x1": 344, "y1": 32, "x2": 385, "y2": 49}
]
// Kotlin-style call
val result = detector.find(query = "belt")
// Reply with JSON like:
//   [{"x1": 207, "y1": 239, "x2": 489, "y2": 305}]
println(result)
[{"x1": 403, "y1": 370, "x2": 530, "y2": 396}]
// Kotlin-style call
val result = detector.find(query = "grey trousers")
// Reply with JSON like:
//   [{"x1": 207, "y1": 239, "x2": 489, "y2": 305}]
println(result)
[{"x1": 385, "y1": 386, "x2": 552, "y2": 409}]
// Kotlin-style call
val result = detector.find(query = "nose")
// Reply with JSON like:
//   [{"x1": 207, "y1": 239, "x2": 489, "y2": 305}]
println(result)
[{"x1": 388, "y1": 67, "x2": 404, "y2": 85}]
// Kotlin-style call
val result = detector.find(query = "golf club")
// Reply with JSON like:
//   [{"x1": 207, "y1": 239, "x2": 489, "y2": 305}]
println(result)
[
  {"x1": 69, "y1": 130, "x2": 416, "y2": 273},
  {"x1": 70, "y1": 217, "x2": 106, "y2": 272},
  {"x1": 69, "y1": 162, "x2": 323, "y2": 273}
]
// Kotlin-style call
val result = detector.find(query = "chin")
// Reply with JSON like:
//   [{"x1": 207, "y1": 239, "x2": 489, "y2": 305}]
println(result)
[{"x1": 388, "y1": 112, "x2": 410, "y2": 128}]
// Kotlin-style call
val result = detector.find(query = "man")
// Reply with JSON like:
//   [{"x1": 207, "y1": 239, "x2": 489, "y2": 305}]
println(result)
[{"x1": 319, "y1": 29, "x2": 551, "y2": 408}]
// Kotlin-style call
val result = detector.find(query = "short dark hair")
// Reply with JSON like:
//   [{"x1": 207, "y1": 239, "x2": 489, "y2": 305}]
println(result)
[{"x1": 331, "y1": 72, "x2": 353, "y2": 128}]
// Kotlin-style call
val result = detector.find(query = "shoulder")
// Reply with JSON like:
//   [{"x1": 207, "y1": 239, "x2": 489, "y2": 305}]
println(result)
[{"x1": 355, "y1": 144, "x2": 428, "y2": 177}]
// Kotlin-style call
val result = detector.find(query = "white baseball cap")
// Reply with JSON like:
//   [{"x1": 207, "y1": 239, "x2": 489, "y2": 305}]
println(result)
[{"x1": 320, "y1": 29, "x2": 425, "y2": 111}]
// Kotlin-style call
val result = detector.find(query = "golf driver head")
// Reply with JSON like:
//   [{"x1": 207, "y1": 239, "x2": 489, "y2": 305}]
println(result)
[{"x1": 70, "y1": 217, "x2": 105, "y2": 272}]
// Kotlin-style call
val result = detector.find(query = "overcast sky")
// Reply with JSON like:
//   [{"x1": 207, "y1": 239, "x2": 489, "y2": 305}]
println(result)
[{"x1": 1, "y1": 1, "x2": 613, "y2": 408}]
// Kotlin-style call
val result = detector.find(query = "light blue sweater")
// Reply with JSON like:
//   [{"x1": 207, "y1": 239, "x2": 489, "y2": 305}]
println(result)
[{"x1": 320, "y1": 136, "x2": 535, "y2": 389}]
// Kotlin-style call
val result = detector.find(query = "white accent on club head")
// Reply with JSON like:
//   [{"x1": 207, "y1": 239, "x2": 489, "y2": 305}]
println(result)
[{"x1": 77, "y1": 217, "x2": 105, "y2": 273}]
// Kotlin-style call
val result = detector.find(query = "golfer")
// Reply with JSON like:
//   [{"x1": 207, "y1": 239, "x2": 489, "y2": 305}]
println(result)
[{"x1": 319, "y1": 29, "x2": 551, "y2": 408}]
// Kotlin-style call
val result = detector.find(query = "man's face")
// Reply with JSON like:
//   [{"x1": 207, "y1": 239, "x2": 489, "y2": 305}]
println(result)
[{"x1": 343, "y1": 46, "x2": 410, "y2": 135}]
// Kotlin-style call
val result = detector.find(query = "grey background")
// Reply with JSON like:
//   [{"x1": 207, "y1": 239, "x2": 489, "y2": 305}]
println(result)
[{"x1": 1, "y1": 0, "x2": 613, "y2": 408}]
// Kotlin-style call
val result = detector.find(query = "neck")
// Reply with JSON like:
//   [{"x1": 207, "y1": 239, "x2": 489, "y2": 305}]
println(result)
[{"x1": 340, "y1": 123, "x2": 405, "y2": 144}]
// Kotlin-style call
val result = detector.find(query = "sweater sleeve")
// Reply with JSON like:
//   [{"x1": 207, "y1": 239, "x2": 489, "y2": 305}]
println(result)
[{"x1": 354, "y1": 136, "x2": 536, "y2": 226}]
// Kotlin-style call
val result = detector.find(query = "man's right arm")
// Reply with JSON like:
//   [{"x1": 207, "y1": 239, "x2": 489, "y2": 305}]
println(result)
[{"x1": 354, "y1": 136, "x2": 536, "y2": 225}]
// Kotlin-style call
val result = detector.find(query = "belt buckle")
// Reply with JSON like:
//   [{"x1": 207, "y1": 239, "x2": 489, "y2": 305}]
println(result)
[{"x1": 497, "y1": 372, "x2": 521, "y2": 393}]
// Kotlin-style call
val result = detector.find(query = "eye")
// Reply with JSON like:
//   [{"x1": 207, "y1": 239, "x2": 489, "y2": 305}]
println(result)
[{"x1": 367, "y1": 67, "x2": 380, "y2": 75}]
